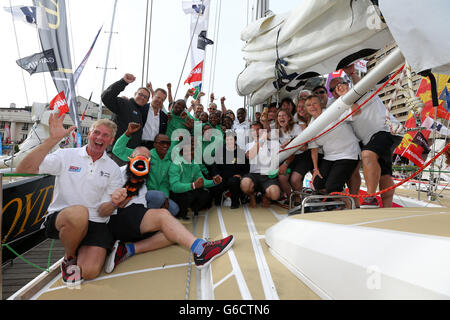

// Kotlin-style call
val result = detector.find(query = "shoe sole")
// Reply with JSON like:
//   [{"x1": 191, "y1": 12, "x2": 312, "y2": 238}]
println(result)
[
  {"x1": 360, "y1": 205, "x2": 379, "y2": 209},
  {"x1": 104, "y1": 240, "x2": 120, "y2": 274},
  {"x1": 195, "y1": 237, "x2": 235, "y2": 270},
  {"x1": 63, "y1": 278, "x2": 84, "y2": 288}
]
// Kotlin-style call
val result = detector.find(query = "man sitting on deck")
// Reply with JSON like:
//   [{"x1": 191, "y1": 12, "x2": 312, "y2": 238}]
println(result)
[
  {"x1": 112, "y1": 122, "x2": 179, "y2": 216},
  {"x1": 105, "y1": 146, "x2": 234, "y2": 273}
]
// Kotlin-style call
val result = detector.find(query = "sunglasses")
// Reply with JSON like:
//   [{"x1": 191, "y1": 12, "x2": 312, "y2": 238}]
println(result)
[
  {"x1": 137, "y1": 92, "x2": 150, "y2": 99},
  {"x1": 314, "y1": 90, "x2": 327, "y2": 95},
  {"x1": 330, "y1": 82, "x2": 348, "y2": 93}
]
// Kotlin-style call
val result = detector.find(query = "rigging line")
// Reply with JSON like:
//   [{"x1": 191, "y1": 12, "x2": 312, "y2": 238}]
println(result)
[
  {"x1": 207, "y1": 0, "x2": 220, "y2": 97},
  {"x1": 8, "y1": 0, "x2": 30, "y2": 106},
  {"x1": 145, "y1": 0, "x2": 154, "y2": 85},
  {"x1": 209, "y1": 0, "x2": 222, "y2": 97},
  {"x1": 174, "y1": 12, "x2": 201, "y2": 101},
  {"x1": 141, "y1": 0, "x2": 150, "y2": 87},
  {"x1": 67, "y1": 0, "x2": 77, "y2": 90},
  {"x1": 35, "y1": 26, "x2": 49, "y2": 102}
]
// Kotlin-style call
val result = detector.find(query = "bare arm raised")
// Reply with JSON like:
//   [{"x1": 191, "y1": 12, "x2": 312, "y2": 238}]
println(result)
[{"x1": 15, "y1": 113, "x2": 76, "y2": 174}]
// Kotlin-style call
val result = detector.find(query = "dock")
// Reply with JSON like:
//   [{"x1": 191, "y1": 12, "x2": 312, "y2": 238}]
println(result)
[{"x1": 2, "y1": 238, "x2": 65, "y2": 300}]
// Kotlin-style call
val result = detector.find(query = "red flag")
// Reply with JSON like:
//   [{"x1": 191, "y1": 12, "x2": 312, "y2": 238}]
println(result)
[
  {"x1": 49, "y1": 91, "x2": 70, "y2": 116},
  {"x1": 394, "y1": 131, "x2": 429, "y2": 166},
  {"x1": 184, "y1": 60, "x2": 203, "y2": 85},
  {"x1": 416, "y1": 77, "x2": 450, "y2": 121}
]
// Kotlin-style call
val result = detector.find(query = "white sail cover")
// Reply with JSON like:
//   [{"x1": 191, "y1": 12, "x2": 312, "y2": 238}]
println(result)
[
  {"x1": 236, "y1": 0, "x2": 394, "y2": 105},
  {"x1": 379, "y1": 0, "x2": 450, "y2": 75}
]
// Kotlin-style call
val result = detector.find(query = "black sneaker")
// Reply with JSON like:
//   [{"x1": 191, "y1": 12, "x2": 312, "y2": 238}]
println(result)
[
  {"x1": 194, "y1": 235, "x2": 235, "y2": 269},
  {"x1": 360, "y1": 196, "x2": 379, "y2": 209},
  {"x1": 61, "y1": 256, "x2": 83, "y2": 287},
  {"x1": 105, "y1": 240, "x2": 130, "y2": 274}
]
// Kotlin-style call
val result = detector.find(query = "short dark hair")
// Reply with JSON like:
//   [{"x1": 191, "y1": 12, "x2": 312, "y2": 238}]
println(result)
[
  {"x1": 154, "y1": 133, "x2": 169, "y2": 142},
  {"x1": 154, "y1": 88, "x2": 167, "y2": 96},
  {"x1": 250, "y1": 121, "x2": 263, "y2": 129},
  {"x1": 312, "y1": 85, "x2": 327, "y2": 93}
]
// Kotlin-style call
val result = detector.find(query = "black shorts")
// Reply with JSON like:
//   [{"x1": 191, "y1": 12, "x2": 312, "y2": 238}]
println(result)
[
  {"x1": 244, "y1": 173, "x2": 280, "y2": 193},
  {"x1": 313, "y1": 159, "x2": 359, "y2": 194},
  {"x1": 362, "y1": 131, "x2": 394, "y2": 176},
  {"x1": 108, "y1": 203, "x2": 158, "y2": 243},
  {"x1": 44, "y1": 211, "x2": 115, "y2": 251},
  {"x1": 290, "y1": 150, "x2": 314, "y2": 177}
]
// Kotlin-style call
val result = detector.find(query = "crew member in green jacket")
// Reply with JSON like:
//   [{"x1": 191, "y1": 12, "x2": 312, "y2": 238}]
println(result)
[
  {"x1": 112, "y1": 122, "x2": 179, "y2": 216},
  {"x1": 166, "y1": 99, "x2": 194, "y2": 145},
  {"x1": 169, "y1": 136, "x2": 222, "y2": 220}
]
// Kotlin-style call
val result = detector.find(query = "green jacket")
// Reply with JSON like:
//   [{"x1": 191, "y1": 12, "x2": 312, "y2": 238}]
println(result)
[
  {"x1": 112, "y1": 134, "x2": 172, "y2": 197},
  {"x1": 166, "y1": 111, "x2": 194, "y2": 143},
  {"x1": 169, "y1": 160, "x2": 215, "y2": 193}
]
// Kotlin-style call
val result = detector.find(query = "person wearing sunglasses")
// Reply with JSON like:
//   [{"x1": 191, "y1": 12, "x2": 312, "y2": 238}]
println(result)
[
  {"x1": 112, "y1": 122, "x2": 179, "y2": 217},
  {"x1": 335, "y1": 64, "x2": 397, "y2": 209},
  {"x1": 105, "y1": 141, "x2": 234, "y2": 274},
  {"x1": 312, "y1": 85, "x2": 330, "y2": 109},
  {"x1": 102, "y1": 73, "x2": 167, "y2": 165}
]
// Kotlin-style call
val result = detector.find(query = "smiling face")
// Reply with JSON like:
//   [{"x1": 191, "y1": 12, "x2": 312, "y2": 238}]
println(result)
[
  {"x1": 209, "y1": 112, "x2": 220, "y2": 127},
  {"x1": 223, "y1": 116, "x2": 233, "y2": 129},
  {"x1": 277, "y1": 110, "x2": 291, "y2": 129},
  {"x1": 151, "y1": 89, "x2": 167, "y2": 109},
  {"x1": 172, "y1": 99, "x2": 187, "y2": 116},
  {"x1": 268, "y1": 106, "x2": 278, "y2": 121},
  {"x1": 154, "y1": 134, "x2": 170, "y2": 158},
  {"x1": 134, "y1": 88, "x2": 151, "y2": 107},
  {"x1": 199, "y1": 112, "x2": 209, "y2": 123},
  {"x1": 305, "y1": 96, "x2": 322, "y2": 118},
  {"x1": 87, "y1": 124, "x2": 115, "y2": 159},
  {"x1": 237, "y1": 109, "x2": 246, "y2": 123}
]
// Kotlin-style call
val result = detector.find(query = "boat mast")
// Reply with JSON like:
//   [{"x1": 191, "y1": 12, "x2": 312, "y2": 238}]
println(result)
[
  {"x1": 247, "y1": 0, "x2": 269, "y2": 121},
  {"x1": 98, "y1": 0, "x2": 119, "y2": 119}
]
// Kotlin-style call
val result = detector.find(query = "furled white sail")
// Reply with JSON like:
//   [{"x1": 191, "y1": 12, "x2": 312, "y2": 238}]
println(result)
[
  {"x1": 379, "y1": 0, "x2": 450, "y2": 75},
  {"x1": 236, "y1": 0, "x2": 394, "y2": 105}
]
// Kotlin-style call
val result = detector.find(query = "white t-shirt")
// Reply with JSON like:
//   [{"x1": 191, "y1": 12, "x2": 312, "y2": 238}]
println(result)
[
  {"x1": 308, "y1": 115, "x2": 360, "y2": 161},
  {"x1": 114, "y1": 166, "x2": 147, "y2": 210},
  {"x1": 245, "y1": 140, "x2": 279, "y2": 175},
  {"x1": 279, "y1": 123, "x2": 304, "y2": 155},
  {"x1": 233, "y1": 120, "x2": 250, "y2": 150},
  {"x1": 142, "y1": 105, "x2": 160, "y2": 141},
  {"x1": 39, "y1": 146, "x2": 123, "y2": 223},
  {"x1": 347, "y1": 92, "x2": 391, "y2": 145}
]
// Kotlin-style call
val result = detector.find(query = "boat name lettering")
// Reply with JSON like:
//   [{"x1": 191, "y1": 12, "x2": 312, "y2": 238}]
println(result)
[{"x1": 2, "y1": 184, "x2": 54, "y2": 243}]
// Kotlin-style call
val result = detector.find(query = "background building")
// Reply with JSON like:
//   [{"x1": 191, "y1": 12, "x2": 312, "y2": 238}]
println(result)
[{"x1": 0, "y1": 96, "x2": 113, "y2": 146}]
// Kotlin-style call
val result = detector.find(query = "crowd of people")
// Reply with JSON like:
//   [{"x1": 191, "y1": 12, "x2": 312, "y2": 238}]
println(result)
[{"x1": 14, "y1": 62, "x2": 399, "y2": 288}]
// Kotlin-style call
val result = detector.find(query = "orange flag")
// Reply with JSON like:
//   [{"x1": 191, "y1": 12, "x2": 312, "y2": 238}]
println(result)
[{"x1": 416, "y1": 76, "x2": 450, "y2": 121}]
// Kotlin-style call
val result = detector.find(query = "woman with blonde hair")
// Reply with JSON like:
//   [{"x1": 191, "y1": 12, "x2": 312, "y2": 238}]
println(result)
[{"x1": 275, "y1": 109, "x2": 312, "y2": 205}]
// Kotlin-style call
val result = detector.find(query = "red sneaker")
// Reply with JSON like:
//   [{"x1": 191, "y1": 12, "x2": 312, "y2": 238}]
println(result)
[
  {"x1": 105, "y1": 240, "x2": 130, "y2": 274},
  {"x1": 61, "y1": 256, "x2": 83, "y2": 287},
  {"x1": 194, "y1": 235, "x2": 235, "y2": 270}
]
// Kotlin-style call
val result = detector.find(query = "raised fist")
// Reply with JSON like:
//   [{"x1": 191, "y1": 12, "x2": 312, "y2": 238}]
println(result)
[{"x1": 123, "y1": 73, "x2": 136, "y2": 84}]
